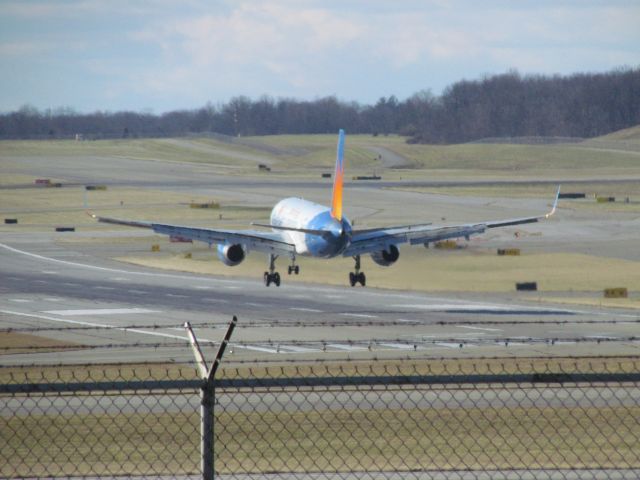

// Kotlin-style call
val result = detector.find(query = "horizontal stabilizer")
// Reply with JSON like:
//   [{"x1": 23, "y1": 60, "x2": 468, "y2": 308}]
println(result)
[{"x1": 252, "y1": 222, "x2": 331, "y2": 237}]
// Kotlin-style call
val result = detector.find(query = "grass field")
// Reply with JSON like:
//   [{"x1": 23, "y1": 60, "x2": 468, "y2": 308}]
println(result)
[
  {"x1": 3, "y1": 359, "x2": 639, "y2": 476},
  {"x1": 116, "y1": 247, "x2": 640, "y2": 295},
  {"x1": 0, "y1": 185, "x2": 270, "y2": 230},
  {"x1": 2, "y1": 132, "x2": 638, "y2": 300},
  {"x1": 4, "y1": 132, "x2": 640, "y2": 178},
  {"x1": 390, "y1": 182, "x2": 640, "y2": 213},
  {"x1": 0, "y1": 332, "x2": 80, "y2": 355},
  {"x1": 2, "y1": 399, "x2": 638, "y2": 476}
]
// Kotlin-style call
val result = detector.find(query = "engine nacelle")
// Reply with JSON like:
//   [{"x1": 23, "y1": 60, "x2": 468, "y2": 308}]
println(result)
[
  {"x1": 370, "y1": 244, "x2": 400, "y2": 267},
  {"x1": 217, "y1": 243, "x2": 246, "y2": 266}
]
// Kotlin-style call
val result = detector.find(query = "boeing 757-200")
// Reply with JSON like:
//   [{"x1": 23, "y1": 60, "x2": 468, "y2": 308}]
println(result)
[{"x1": 89, "y1": 130, "x2": 560, "y2": 287}]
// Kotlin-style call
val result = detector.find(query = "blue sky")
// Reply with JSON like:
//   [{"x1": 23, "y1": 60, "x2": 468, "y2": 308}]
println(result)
[{"x1": 1, "y1": 0, "x2": 639, "y2": 113}]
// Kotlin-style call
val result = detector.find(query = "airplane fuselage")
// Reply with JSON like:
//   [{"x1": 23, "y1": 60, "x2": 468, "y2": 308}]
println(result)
[{"x1": 270, "y1": 197, "x2": 352, "y2": 257}]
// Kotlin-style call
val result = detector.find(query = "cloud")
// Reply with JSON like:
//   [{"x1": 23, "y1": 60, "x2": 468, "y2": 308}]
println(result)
[
  {"x1": 0, "y1": 41, "x2": 52, "y2": 57},
  {"x1": 129, "y1": 2, "x2": 367, "y2": 97},
  {"x1": 2, "y1": 0, "x2": 639, "y2": 111}
]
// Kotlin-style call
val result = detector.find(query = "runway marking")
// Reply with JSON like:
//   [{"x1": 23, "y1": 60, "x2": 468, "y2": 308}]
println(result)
[
  {"x1": 0, "y1": 242, "x2": 245, "y2": 286},
  {"x1": 9, "y1": 299, "x2": 32, "y2": 303},
  {"x1": 63, "y1": 282, "x2": 80, "y2": 287},
  {"x1": 394, "y1": 303, "x2": 513, "y2": 311},
  {"x1": 278, "y1": 344, "x2": 319, "y2": 353},
  {"x1": 244, "y1": 302, "x2": 263, "y2": 307},
  {"x1": 457, "y1": 325, "x2": 502, "y2": 332},
  {"x1": 166, "y1": 293, "x2": 188, "y2": 298},
  {"x1": 43, "y1": 308, "x2": 159, "y2": 316},
  {"x1": 93, "y1": 286, "x2": 115, "y2": 290},
  {"x1": 110, "y1": 277, "x2": 127, "y2": 281},
  {"x1": 340, "y1": 313, "x2": 378, "y2": 318},
  {"x1": 326, "y1": 343, "x2": 366, "y2": 351},
  {"x1": 238, "y1": 344, "x2": 280, "y2": 354},
  {"x1": 202, "y1": 298, "x2": 228, "y2": 303},
  {"x1": 379, "y1": 342, "x2": 415, "y2": 350},
  {"x1": 436, "y1": 342, "x2": 467, "y2": 348},
  {"x1": 324, "y1": 295, "x2": 343, "y2": 299},
  {"x1": 290, "y1": 307, "x2": 322, "y2": 313},
  {"x1": 129, "y1": 289, "x2": 148, "y2": 295},
  {"x1": 34, "y1": 280, "x2": 48, "y2": 284},
  {"x1": 1, "y1": 309, "x2": 188, "y2": 342},
  {"x1": 413, "y1": 333, "x2": 480, "y2": 339},
  {"x1": 44, "y1": 297, "x2": 62, "y2": 302}
]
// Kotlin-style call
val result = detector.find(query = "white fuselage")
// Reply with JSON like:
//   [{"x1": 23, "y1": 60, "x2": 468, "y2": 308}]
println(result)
[{"x1": 270, "y1": 197, "x2": 352, "y2": 257}]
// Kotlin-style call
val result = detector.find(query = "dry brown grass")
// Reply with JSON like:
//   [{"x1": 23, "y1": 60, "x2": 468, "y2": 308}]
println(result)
[
  {"x1": 2, "y1": 401, "x2": 638, "y2": 476},
  {"x1": 117, "y1": 248, "x2": 640, "y2": 293},
  {"x1": 0, "y1": 332, "x2": 81, "y2": 355}
]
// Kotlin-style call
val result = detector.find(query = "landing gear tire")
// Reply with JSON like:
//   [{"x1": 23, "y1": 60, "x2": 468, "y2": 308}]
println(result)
[
  {"x1": 349, "y1": 272, "x2": 365, "y2": 287},
  {"x1": 264, "y1": 254, "x2": 281, "y2": 287},
  {"x1": 288, "y1": 264, "x2": 300, "y2": 275},
  {"x1": 264, "y1": 272, "x2": 281, "y2": 287},
  {"x1": 349, "y1": 255, "x2": 366, "y2": 287},
  {"x1": 264, "y1": 272, "x2": 280, "y2": 287}
]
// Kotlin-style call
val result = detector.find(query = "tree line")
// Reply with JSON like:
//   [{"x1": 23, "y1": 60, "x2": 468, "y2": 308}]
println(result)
[{"x1": 1, "y1": 67, "x2": 638, "y2": 144}]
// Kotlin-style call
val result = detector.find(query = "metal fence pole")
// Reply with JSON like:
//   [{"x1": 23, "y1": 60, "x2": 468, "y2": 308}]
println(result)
[
  {"x1": 185, "y1": 316, "x2": 237, "y2": 480},
  {"x1": 201, "y1": 383, "x2": 215, "y2": 480}
]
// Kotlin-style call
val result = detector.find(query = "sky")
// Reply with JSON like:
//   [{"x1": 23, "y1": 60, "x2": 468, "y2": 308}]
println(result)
[{"x1": 1, "y1": 0, "x2": 639, "y2": 113}]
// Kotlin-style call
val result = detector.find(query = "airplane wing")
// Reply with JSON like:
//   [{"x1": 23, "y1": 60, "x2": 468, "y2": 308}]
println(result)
[
  {"x1": 87, "y1": 212, "x2": 296, "y2": 255},
  {"x1": 343, "y1": 186, "x2": 560, "y2": 257}
]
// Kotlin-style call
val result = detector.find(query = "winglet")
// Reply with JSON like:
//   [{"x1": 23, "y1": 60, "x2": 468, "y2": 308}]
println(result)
[
  {"x1": 546, "y1": 185, "x2": 561, "y2": 218},
  {"x1": 330, "y1": 129, "x2": 345, "y2": 221}
]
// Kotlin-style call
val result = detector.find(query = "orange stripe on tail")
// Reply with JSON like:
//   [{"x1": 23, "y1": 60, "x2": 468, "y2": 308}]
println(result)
[{"x1": 330, "y1": 129, "x2": 345, "y2": 221}]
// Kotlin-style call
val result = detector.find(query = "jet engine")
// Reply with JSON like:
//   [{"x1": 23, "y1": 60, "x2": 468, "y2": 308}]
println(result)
[
  {"x1": 370, "y1": 244, "x2": 400, "y2": 266},
  {"x1": 217, "y1": 243, "x2": 246, "y2": 266}
]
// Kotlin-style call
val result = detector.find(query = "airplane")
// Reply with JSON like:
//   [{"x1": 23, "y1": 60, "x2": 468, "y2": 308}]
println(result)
[{"x1": 89, "y1": 129, "x2": 560, "y2": 287}]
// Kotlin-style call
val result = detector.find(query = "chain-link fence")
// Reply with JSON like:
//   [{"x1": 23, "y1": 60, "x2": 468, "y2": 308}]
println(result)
[{"x1": 2, "y1": 358, "x2": 640, "y2": 479}]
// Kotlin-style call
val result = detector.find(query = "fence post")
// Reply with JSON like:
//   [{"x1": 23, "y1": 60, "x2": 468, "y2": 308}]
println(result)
[
  {"x1": 201, "y1": 382, "x2": 215, "y2": 479},
  {"x1": 185, "y1": 316, "x2": 237, "y2": 480}
]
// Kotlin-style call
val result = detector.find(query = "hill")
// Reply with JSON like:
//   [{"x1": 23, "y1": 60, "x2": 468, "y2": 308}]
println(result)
[{"x1": 593, "y1": 124, "x2": 640, "y2": 141}]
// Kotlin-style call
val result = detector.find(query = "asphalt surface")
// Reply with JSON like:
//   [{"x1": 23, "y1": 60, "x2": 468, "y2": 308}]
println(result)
[
  {"x1": 2, "y1": 149, "x2": 639, "y2": 364},
  {"x1": 1, "y1": 233, "x2": 639, "y2": 365},
  {"x1": 2, "y1": 149, "x2": 639, "y2": 480}
]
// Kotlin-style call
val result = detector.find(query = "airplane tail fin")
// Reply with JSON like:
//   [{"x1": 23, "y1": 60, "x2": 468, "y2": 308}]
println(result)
[{"x1": 330, "y1": 129, "x2": 345, "y2": 221}]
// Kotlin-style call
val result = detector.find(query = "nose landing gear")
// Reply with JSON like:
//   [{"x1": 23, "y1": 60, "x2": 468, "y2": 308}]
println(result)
[
  {"x1": 264, "y1": 254, "x2": 281, "y2": 287},
  {"x1": 349, "y1": 255, "x2": 366, "y2": 287}
]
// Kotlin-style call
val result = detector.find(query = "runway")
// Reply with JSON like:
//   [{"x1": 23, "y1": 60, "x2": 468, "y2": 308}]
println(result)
[{"x1": 2, "y1": 235, "x2": 638, "y2": 365}]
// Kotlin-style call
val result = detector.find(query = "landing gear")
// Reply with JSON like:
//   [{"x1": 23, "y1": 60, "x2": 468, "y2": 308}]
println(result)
[
  {"x1": 349, "y1": 255, "x2": 366, "y2": 287},
  {"x1": 287, "y1": 255, "x2": 300, "y2": 275},
  {"x1": 264, "y1": 254, "x2": 281, "y2": 287}
]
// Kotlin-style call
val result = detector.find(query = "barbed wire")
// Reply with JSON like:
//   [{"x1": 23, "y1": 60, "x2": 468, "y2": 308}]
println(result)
[
  {"x1": 3, "y1": 317, "x2": 639, "y2": 333},
  {"x1": 1, "y1": 335, "x2": 638, "y2": 352},
  {"x1": 2, "y1": 354, "x2": 638, "y2": 368}
]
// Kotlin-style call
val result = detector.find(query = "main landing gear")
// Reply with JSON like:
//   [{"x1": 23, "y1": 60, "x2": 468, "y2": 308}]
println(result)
[
  {"x1": 287, "y1": 255, "x2": 300, "y2": 275},
  {"x1": 349, "y1": 255, "x2": 366, "y2": 287},
  {"x1": 264, "y1": 254, "x2": 281, "y2": 287}
]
